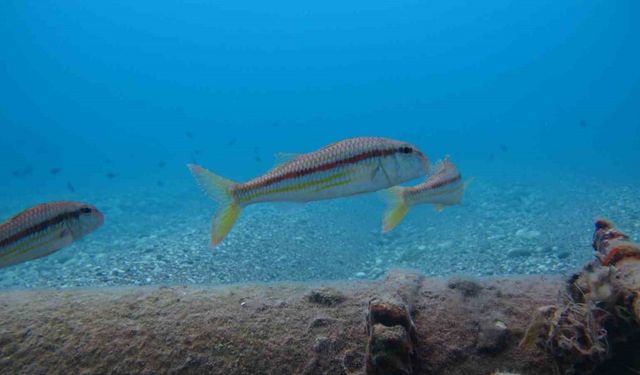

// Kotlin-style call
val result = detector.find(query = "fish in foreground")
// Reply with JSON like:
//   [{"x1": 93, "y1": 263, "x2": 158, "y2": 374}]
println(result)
[
  {"x1": 0, "y1": 202, "x2": 104, "y2": 268},
  {"x1": 188, "y1": 137, "x2": 431, "y2": 246},
  {"x1": 383, "y1": 156, "x2": 471, "y2": 232}
]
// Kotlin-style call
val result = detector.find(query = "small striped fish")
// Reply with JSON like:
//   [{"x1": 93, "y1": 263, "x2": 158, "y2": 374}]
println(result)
[
  {"x1": 0, "y1": 202, "x2": 104, "y2": 268},
  {"x1": 383, "y1": 156, "x2": 471, "y2": 232},
  {"x1": 188, "y1": 137, "x2": 430, "y2": 246}
]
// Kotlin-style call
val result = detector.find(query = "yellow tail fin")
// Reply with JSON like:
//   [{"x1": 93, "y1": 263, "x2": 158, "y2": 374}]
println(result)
[
  {"x1": 188, "y1": 164, "x2": 241, "y2": 246},
  {"x1": 382, "y1": 187, "x2": 410, "y2": 233}
]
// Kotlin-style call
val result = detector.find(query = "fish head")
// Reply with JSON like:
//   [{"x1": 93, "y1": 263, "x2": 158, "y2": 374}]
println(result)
[
  {"x1": 73, "y1": 203, "x2": 105, "y2": 238},
  {"x1": 382, "y1": 142, "x2": 431, "y2": 183}
]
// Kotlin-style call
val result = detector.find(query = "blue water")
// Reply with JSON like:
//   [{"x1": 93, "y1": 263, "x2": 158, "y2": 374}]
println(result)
[{"x1": 1, "y1": 0, "x2": 639, "y2": 288}]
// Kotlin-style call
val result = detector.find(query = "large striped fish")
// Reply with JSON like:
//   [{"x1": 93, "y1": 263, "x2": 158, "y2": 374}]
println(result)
[
  {"x1": 0, "y1": 202, "x2": 104, "y2": 268},
  {"x1": 188, "y1": 137, "x2": 431, "y2": 246},
  {"x1": 383, "y1": 156, "x2": 471, "y2": 232}
]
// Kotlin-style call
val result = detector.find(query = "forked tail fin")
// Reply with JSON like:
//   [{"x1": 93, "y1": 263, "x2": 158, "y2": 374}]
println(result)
[
  {"x1": 382, "y1": 186, "x2": 410, "y2": 233},
  {"x1": 187, "y1": 164, "x2": 241, "y2": 247}
]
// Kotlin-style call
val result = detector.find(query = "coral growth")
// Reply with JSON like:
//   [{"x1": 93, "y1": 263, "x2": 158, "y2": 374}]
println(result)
[{"x1": 521, "y1": 218, "x2": 640, "y2": 374}]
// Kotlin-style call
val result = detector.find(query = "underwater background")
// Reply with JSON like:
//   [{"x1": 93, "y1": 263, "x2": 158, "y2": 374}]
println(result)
[{"x1": 0, "y1": 0, "x2": 638, "y2": 288}]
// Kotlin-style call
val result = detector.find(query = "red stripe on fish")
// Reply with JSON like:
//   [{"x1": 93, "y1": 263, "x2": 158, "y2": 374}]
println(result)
[{"x1": 239, "y1": 147, "x2": 406, "y2": 192}]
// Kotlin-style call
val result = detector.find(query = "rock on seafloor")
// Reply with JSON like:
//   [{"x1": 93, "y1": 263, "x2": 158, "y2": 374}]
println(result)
[{"x1": 0, "y1": 270, "x2": 564, "y2": 375}]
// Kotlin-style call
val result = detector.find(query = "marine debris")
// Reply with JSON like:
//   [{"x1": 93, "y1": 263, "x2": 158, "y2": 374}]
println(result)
[{"x1": 520, "y1": 218, "x2": 640, "y2": 374}]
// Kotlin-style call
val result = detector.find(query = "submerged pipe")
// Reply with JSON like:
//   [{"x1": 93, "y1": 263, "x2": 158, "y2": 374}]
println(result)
[
  {"x1": 0, "y1": 270, "x2": 561, "y2": 375},
  {"x1": 1, "y1": 219, "x2": 639, "y2": 375}
]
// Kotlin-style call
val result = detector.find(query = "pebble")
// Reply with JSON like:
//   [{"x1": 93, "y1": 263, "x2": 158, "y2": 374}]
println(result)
[
  {"x1": 437, "y1": 240, "x2": 453, "y2": 249},
  {"x1": 515, "y1": 229, "x2": 541, "y2": 239}
]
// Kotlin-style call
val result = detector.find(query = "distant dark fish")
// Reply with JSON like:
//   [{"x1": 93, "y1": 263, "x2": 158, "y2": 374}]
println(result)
[
  {"x1": 50, "y1": 168, "x2": 61, "y2": 175},
  {"x1": 227, "y1": 138, "x2": 237, "y2": 146},
  {"x1": 157, "y1": 180, "x2": 164, "y2": 187},
  {"x1": 193, "y1": 149, "x2": 202, "y2": 156},
  {"x1": 499, "y1": 144, "x2": 508, "y2": 152},
  {"x1": 0, "y1": 202, "x2": 104, "y2": 268},
  {"x1": 158, "y1": 161, "x2": 166, "y2": 168},
  {"x1": 186, "y1": 131, "x2": 194, "y2": 139},
  {"x1": 255, "y1": 155, "x2": 262, "y2": 162},
  {"x1": 579, "y1": 120, "x2": 587, "y2": 128},
  {"x1": 67, "y1": 182, "x2": 76, "y2": 193},
  {"x1": 106, "y1": 172, "x2": 117, "y2": 179},
  {"x1": 12, "y1": 167, "x2": 33, "y2": 177}
]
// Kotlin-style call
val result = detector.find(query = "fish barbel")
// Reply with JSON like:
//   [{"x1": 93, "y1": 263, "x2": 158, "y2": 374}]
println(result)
[
  {"x1": 0, "y1": 202, "x2": 104, "y2": 268},
  {"x1": 188, "y1": 137, "x2": 430, "y2": 246},
  {"x1": 383, "y1": 156, "x2": 471, "y2": 232}
]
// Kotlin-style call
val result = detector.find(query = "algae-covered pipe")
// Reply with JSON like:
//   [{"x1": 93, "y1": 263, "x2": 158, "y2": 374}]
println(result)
[{"x1": 0, "y1": 271, "x2": 562, "y2": 375}]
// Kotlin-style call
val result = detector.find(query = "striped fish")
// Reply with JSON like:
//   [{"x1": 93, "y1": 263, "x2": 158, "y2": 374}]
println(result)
[
  {"x1": 0, "y1": 202, "x2": 104, "y2": 268},
  {"x1": 383, "y1": 156, "x2": 471, "y2": 232},
  {"x1": 188, "y1": 137, "x2": 431, "y2": 246}
]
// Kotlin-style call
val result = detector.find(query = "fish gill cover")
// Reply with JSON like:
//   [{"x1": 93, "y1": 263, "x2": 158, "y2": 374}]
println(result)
[{"x1": 0, "y1": 0, "x2": 639, "y2": 288}]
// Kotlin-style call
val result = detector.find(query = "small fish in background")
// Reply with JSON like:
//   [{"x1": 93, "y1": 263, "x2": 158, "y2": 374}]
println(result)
[
  {"x1": 50, "y1": 168, "x2": 62, "y2": 175},
  {"x1": 106, "y1": 172, "x2": 117, "y2": 179},
  {"x1": 499, "y1": 144, "x2": 508, "y2": 152},
  {"x1": 12, "y1": 166, "x2": 33, "y2": 177},
  {"x1": 67, "y1": 182, "x2": 76, "y2": 193},
  {"x1": 185, "y1": 131, "x2": 194, "y2": 139},
  {"x1": 227, "y1": 138, "x2": 237, "y2": 146},
  {"x1": 188, "y1": 137, "x2": 430, "y2": 246},
  {"x1": 157, "y1": 180, "x2": 165, "y2": 187},
  {"x1": 0, "y1": 202, "x2": 104, "y2": 268},
  {"x1": 254, "y1": 146, "x2": 262, "y2": 162},
  {"x1": 158, "y1": 161, "x2": 166, "y2": 168},
  {"x1": 383, "y1": 156, "x2": 472, "y2": 232},
  {"x1": 579, "y1": 120, "x2": 587, "y2": 128}
]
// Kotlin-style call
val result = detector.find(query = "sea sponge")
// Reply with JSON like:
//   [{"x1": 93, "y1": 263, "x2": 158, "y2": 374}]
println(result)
[{"x1": 520, "y1": 302, "x2": 610, "y2": 374}]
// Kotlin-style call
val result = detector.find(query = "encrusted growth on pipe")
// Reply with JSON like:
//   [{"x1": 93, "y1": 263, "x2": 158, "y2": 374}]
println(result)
[
  {"x1": 365, "y1": 298, "x2": 418, "y2": 375},
  {"x1": 521, "y1": 218, "x2": 640, "y2": 374}
]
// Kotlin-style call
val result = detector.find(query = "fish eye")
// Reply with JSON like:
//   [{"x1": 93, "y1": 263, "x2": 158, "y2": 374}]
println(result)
[
  {"x1": 399, "y1": 146, "x2": 413, "y2": 154},
  {"x1": 79, "y1": 207, "x2": 92, "y2": 214}
]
